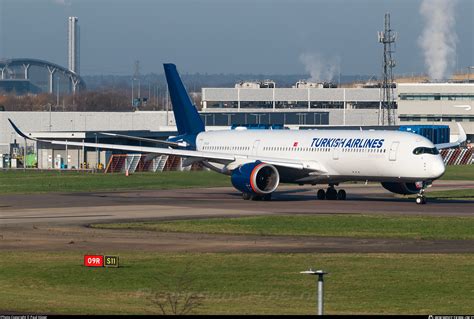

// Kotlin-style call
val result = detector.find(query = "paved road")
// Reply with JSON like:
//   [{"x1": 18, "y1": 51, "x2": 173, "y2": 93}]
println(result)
[{"x1": 0, "y1": 181, "x2": 473, "y2": 253}]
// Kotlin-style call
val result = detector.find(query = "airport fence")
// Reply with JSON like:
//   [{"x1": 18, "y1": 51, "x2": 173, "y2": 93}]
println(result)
[
  {"x1": 440, "y1": 148, "x2": 474, "y2": 165},
  {"x1": 104, "y1": 154, "x2": 205, "y2": 174}
]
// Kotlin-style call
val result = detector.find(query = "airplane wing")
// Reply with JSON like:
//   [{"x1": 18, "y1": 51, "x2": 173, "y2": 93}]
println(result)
[
  {"x1": 435, "y1": 123, "x2": 467, "y2": 150},
  {"x1": 98, "y1": 132, "x2": 186, "y2": 147},
  {"x1": 8, "y1": 119, "x2": 327, "y2": 173}
]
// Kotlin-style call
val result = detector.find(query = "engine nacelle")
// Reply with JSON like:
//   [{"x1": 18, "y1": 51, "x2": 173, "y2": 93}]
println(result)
[
  {"x1": 381, "y1": 182, "x2": 423, "y2": 195},
  {"x1": 231, "y1": 162, "x2": 280, "y2": 195}
]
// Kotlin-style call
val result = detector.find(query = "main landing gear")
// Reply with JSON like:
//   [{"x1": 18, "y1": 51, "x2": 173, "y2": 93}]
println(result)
[
  {"x1": 242, "y1": 193, "x2": 272, "y2": 201},
  {"x1": 317, "y1": 185, "x2": 346, "y2": 200}
]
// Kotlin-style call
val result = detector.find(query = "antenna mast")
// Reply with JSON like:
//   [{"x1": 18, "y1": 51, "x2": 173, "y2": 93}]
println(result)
[
  {"x1": 378, "y1": 13, "x2": 397, "y2": 126},
  {"x1": 132, "y1": 60, "x2": 141, "y2": 108}
]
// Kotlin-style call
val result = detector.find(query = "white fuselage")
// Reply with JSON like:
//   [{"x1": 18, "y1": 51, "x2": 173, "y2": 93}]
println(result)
[{"x1": 195, "y1": 129, "x2": 445, "y2": 184}]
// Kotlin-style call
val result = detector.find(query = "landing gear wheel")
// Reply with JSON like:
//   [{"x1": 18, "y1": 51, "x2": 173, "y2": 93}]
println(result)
[
  {"x1": 326, "y1": 188, "x2": 338, "y2": 200},
  {"x1": 242, "y1": 193, "x2": 252, "y2": 200},
  {"x1": 416, "y1": 196, "x2": 426, "y2": 205},
  {"x1": 415, "y1": 183, "x2": 429, "y2": 205},
  {"x1": 317, "y1": 189, "x2": 326, "y2": 200},
  {"x1": 337, "y1": 189, "x2": 347, "y2": 200},
  {"x1": 263, "y1": 194, "x2": 272, "y2": 201}
]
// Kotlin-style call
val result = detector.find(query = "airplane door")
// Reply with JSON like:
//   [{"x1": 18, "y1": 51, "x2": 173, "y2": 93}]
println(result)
[
  {"x1": 389, "y1": 141, "x2": 399, "y2": 161},
  {"x1": 252, "y1": 140, "x2": 260, "y2": 156},
  {"x1": 332, "y1": 147, "x2": 339, "y2": 160},
  {"x1": 198, "y1": 138, "x2": 204, "y2": 151}
]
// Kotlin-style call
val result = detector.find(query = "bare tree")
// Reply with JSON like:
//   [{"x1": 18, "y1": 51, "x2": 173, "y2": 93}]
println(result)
[{"x1": 147, "y1": 263, "x2": 205, "y2": 315}]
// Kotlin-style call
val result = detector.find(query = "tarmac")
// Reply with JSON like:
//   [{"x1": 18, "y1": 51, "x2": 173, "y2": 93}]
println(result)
[{"x1": 0, "y1": 180, "x2": 473, "y2": 253}]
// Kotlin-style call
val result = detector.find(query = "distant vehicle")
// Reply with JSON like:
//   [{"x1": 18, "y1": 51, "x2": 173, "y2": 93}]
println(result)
[{"x1": 9, "y1": 64, "x2": 466, "y2": 204}]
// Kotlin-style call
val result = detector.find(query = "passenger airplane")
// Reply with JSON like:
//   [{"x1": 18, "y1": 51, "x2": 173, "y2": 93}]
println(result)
[{"x1": 9, "y1": 64, "x2": 467, "y2": 204}]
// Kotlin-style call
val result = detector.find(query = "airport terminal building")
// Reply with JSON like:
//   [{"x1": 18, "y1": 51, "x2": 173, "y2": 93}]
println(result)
[
  {"x1": 397, "y1": 83, "x2": 474, "y2": 133},
  {"x1": 201, "y1": 82, "x2": 474, "y2": 133},
  {"x1": 202, "y1": 85, "x2": 382, "y2": 127},
  {"x1": 0, "y1": 82, "x2": 472, "y2": 169}
]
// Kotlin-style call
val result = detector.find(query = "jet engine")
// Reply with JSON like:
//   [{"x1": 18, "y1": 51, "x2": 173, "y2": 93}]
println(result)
[
  {"x1": 231, "y1": 162, "x2": 280, "y2": 197},
  {"x1": 381, "y1": 182, "x2": 423, "y2": 195}
]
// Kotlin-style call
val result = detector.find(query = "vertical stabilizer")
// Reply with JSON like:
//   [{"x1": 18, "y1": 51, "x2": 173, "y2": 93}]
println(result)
[{"x1": 164, "y1": 63, "x2": 205, "y2": 136}]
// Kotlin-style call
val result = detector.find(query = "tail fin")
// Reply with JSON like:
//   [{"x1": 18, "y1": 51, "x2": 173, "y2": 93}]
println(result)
[{"x1": 164, "y1": 63, "x2": 205, "y2": 136}]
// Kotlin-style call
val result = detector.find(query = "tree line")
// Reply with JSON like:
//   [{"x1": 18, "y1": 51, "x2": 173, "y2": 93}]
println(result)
[{"x1": 0, "y1": 89, "x2": 203, "y2": 112}]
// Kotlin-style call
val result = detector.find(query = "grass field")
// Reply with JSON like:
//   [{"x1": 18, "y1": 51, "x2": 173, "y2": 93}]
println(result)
[
  {"x1": 1, "y1": 166, "x2": 473, "y2": 314},
  {"x1": 0, "y1": 252, "x2": 472, "y2": 315},
  {"x1": 440, "y1": 164, "x2": 474, "y2": 180},
  {"x1": 0, "y1": 165, "x2": 472, "y2": 194},
  {"x1": 0, "y1": 170, "x2": 229, "y2": 194},
  {"x1": 425, "y1": 188, "x2": 474, "y2": 200},
  {"x1": 92, "y1": 214, "x2": 474, "y2": 240}
]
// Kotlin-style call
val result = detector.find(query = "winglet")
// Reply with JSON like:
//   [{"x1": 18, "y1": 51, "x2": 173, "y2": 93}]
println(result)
[
  {"x1": 455, "y1": 122, "x2": 467, "y2": 145},
  {"x1": 8, "y1": 118, "x2": 34, "y2": 140},
  {"x1": 435, "y1": 122, "x2": 467, "y2": 149}
]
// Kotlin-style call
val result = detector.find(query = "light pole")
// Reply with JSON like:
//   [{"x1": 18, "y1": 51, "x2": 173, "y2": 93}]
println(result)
[
  {"x1": 23, "y1": 137, "x2": 27, "y2": 171},
  {"x1": 166, "y1": 83, "x2": 169, "y2": 124},
  {"x1": 56, "y1": 75, "x2": 60, "y2": 107},
  {"x1": 94, "y1": 133, "x2": 99, "y2": 169},
  {"x1": 49, "y1": 103, "x2": 52, "y2": 131},
  {"x1": 300, "y1": 268, "x2": 328, "y2": 315}
]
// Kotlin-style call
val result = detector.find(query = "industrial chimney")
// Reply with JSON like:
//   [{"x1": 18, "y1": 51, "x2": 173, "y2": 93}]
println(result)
[{"x1": 68, "y1": 17, "x2": 80, "y2": 75}]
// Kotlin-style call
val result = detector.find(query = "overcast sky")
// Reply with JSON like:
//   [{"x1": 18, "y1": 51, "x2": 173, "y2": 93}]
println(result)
[{"x1": 0, "y1": 0, "x2": 472, "y2": 77}]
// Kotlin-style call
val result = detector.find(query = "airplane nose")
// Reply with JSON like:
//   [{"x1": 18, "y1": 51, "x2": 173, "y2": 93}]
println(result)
[{"x1": 431, "y1": 158, "x2": 445, "y2": 179}]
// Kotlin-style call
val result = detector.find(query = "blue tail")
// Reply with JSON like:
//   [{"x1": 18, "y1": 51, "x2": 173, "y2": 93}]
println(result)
[{"x1": 164, "y1": 63, "x2": 205, "y2": 136}]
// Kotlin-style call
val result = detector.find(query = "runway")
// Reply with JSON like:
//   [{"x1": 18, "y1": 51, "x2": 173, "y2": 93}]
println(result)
[{"x1": 1, "y1": 181, "x2": 473, "y2": 253}]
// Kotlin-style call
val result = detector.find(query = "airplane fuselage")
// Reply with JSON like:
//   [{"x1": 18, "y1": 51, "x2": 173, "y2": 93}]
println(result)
[
  {"x1": 10, "y1": 63, "x2": 461, "y2": 204},
  {"x1": 196, "y1": 129, "x2": 445, "y2": 184}
]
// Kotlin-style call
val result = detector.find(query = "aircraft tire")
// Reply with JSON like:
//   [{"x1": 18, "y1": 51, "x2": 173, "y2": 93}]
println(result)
[
  {"x1": 317, "y1": 189, "x2": 326, "y2": 200},
  {"x1": 337, "y1": 189, "x2": 346, "y2": 200},
  {"x1": 416, "y1": 196, "x2": 426, "y2": 205},
  {"x1": 242, "y1": 193, "x2": 252, "y2": 200},
  {"x1": 326, "y1": 188, "x2": 338, "y2": 200}
]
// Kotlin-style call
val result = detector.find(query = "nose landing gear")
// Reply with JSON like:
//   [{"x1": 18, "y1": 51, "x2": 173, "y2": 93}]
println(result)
[
  {"x1": 317, "y1": 185, "x2": 347, "y2": 200},
  {"x1": 415, "y1": 182, "x2": 431, "y2": 205},
  {"x1": 415, "y1": 195, "x2": 426, "y2": 205}
]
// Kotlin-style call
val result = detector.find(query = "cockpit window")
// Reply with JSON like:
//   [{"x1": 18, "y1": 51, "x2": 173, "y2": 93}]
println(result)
[{"x1": 413, "y1": 147, "x2": 439, "y2": 155}]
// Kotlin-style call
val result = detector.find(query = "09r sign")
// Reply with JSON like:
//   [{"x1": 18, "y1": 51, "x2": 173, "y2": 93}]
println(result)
[{"x1": 84, "y1": 255, "x2": 104, "y2": 267}]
